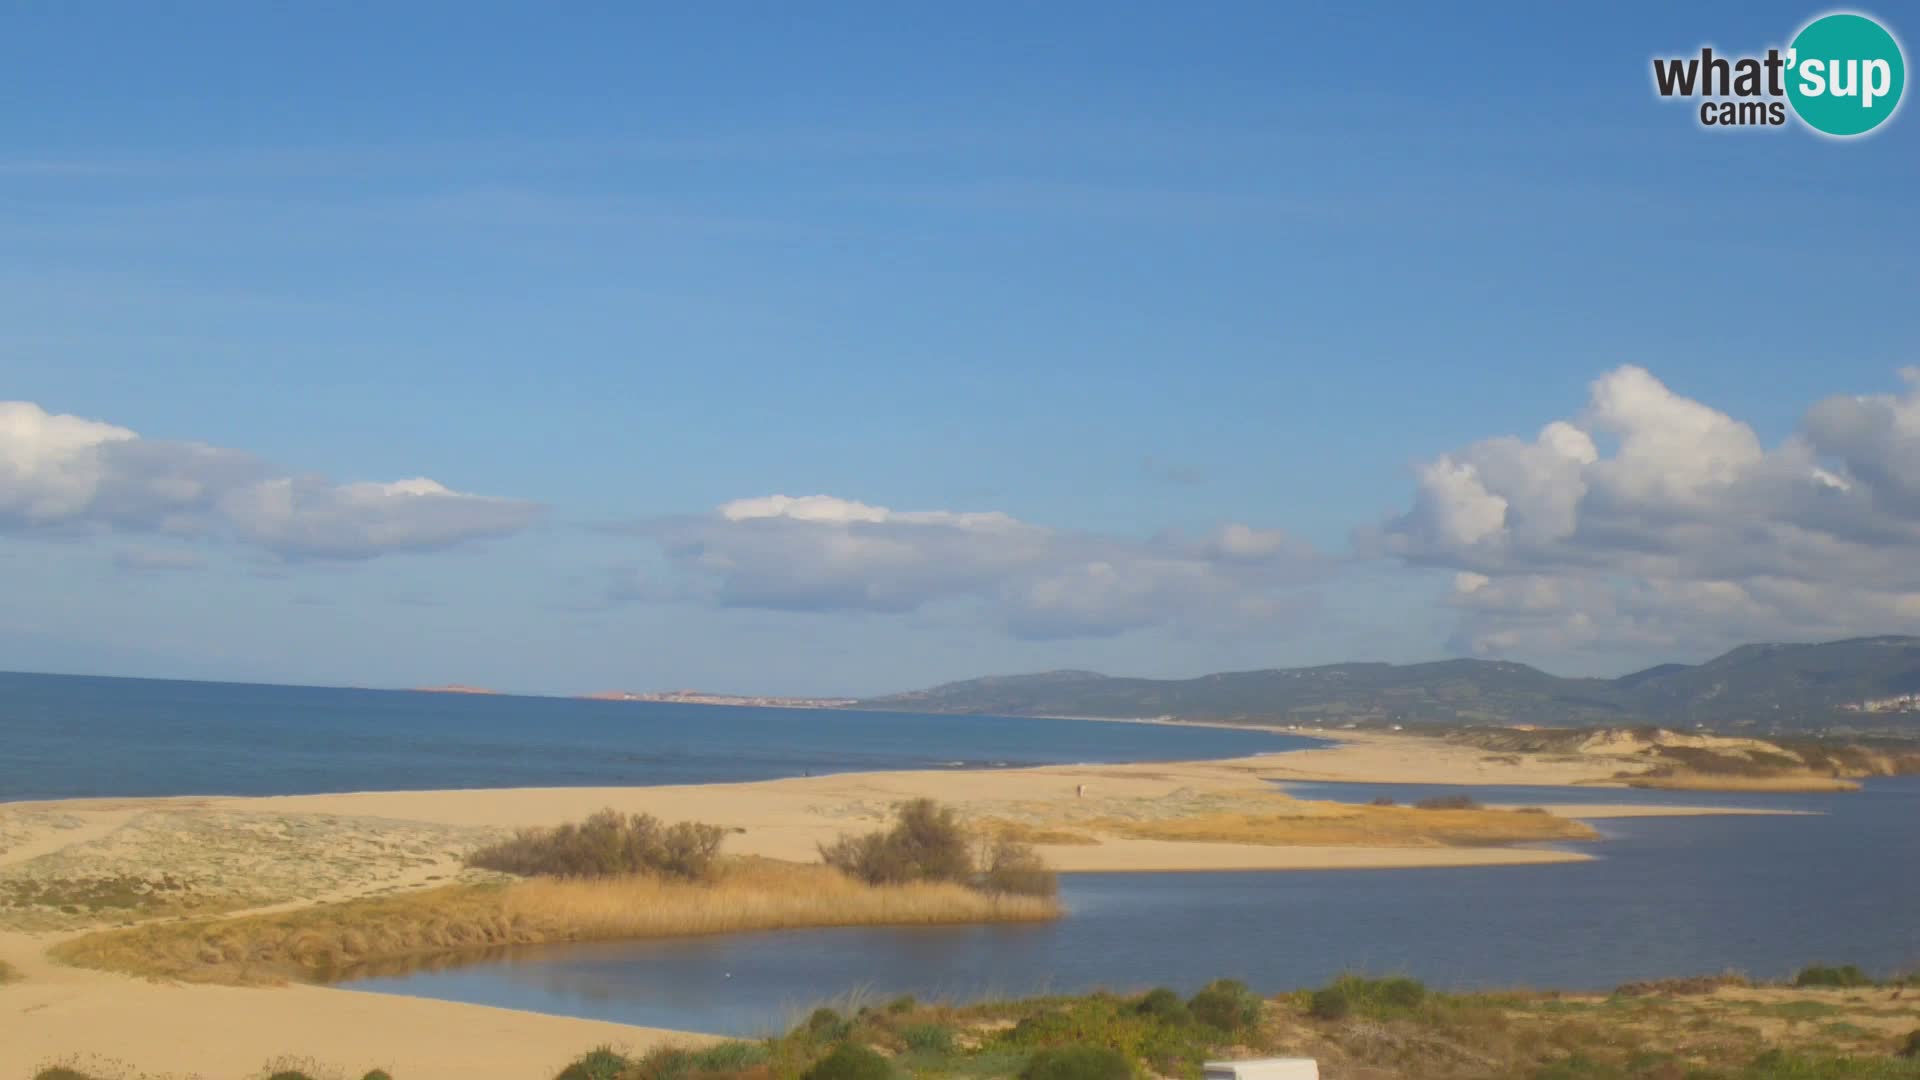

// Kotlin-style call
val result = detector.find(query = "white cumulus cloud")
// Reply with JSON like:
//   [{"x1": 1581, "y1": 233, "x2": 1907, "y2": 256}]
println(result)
[
  {"x1": 623, "y1": 493, "x2": 1318, "y2": 639},
  {"x1": 0, "y1": 400, "x2": 540, "y2": 559},
  {"x1": 1373, "y1": 366, "x2": 1920, "y2": 656}
]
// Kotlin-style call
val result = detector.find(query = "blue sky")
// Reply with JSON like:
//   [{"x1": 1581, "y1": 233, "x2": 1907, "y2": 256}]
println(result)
[{"x1": 3, "y1": 2, "x2": 1917, "y2": 695}]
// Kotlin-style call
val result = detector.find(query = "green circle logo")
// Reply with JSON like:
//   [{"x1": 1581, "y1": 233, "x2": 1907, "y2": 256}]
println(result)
[{"x1": 1787, "y1": 13, "x2": 1906, "y2": 136}]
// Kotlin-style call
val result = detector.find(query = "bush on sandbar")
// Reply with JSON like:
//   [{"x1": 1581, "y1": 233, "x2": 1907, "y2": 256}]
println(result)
[
  {"x1": 468, "y1": 809, "x2": 725, "y2": 881},
  {"x1": 820, "y1": 799, "x2": 1058, "y2": 897}
]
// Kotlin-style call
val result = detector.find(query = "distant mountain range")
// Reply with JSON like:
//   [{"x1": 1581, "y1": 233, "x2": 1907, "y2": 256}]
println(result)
[{"x1": 857, "y1": 636, "x2": 1920, "y2": 735}]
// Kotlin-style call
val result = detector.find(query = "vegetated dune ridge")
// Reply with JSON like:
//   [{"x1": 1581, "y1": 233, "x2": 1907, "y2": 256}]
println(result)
[
  {"x1": 0, "y1": 732, "x2": 1818, "y2": 1080},
  {"x1": 1439, "y1": 725, "x2": 1920, "y2": 791}
]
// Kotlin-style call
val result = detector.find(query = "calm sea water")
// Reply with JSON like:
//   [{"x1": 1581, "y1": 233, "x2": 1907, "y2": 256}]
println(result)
[
  {"x1": 0, "y1": 670, "x2": 1305, "y2": 802},
  {"x1": 345, "y1": 779, "x2": 1920, "y2": 1035}
]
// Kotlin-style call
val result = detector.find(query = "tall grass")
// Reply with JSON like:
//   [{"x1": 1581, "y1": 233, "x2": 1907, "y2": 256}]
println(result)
[{"x1": 49, "y1": 858, "x2": 1057, "y2": 985}]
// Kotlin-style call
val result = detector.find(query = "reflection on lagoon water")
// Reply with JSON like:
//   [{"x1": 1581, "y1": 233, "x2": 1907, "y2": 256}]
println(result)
[{"x1": 344, "y1": 778, "x2": 1920, "y2": 1037}]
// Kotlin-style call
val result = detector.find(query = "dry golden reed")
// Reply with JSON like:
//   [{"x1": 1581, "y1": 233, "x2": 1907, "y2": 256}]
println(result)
[
  {"x1": 974, "y1": 818, "x2": 1103, "y2": 846},
  {"x1": 50, "y1": 859, "x2": 1057, "y2": 986},
  {"x1": 1090, "y1": 804, "x2": 1597, "y2": 848}
]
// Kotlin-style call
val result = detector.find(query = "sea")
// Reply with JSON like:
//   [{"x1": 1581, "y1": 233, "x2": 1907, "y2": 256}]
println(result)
[{"x1": 0, "y1": 670, "x2": 1305, "y2": 801}]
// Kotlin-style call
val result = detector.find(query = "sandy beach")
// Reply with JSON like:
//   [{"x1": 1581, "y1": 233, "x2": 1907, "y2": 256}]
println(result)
[{"x1": 0, "y1": 732, "x2": 1812, "y2": 1079}]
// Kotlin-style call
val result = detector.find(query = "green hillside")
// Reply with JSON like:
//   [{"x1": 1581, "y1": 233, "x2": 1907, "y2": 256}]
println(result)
[{"x1": 859, "y1": 636, "x2": 1920, "y2": 734}]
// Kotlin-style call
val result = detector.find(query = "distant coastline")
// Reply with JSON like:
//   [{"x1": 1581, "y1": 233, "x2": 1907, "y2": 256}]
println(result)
[
  {"x1": 409, "y1": 684, "x2": 501, "y2": 696},
  {"x1": 581, "y1": 689, "x2": 858, "y2": 709}
]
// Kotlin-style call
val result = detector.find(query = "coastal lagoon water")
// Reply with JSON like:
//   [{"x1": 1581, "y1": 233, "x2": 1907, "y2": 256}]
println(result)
[
  {"x1": 0, "y1": 671, "x2": 1306, "y2": 801},
  {"x1": 346, "y1": 779, "x2": 1920, "y2": 1035}
]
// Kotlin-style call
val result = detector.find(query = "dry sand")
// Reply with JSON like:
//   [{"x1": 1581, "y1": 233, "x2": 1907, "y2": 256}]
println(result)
[
  {"x1": 1, "y1": 928, "x2": 711, "y2": 1079},
  {"x1": 0, "y1": 732, "x2": 1817, "y2": 1079}
]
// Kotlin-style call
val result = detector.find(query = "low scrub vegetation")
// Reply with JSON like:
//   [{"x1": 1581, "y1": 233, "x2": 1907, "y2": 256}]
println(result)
[
  {"x1": 1798, "y1": 965, "x2": 1877, "y2": 989},
  {"x1": 821, "y1": 799, "x2": 1059, "y2": 897},
  {"x1": 34, "y1": 1067, "x2": 394, "y2": 1080},
  {"x1": 467, "y1": 810, "x2": 726, "y2": 881},
  {"x1": 1305, "y1": 974, "x2": 1428, "y2": 1020},
  {"x1": 1020, "y1": 1046, "x2": 1132, "y2": 1080},
  {"x1": 800, "y1": 1042, "x2": 891, "y2": 1080},
  {"x1": 50, "y1": 858, "x2": 1056, "y2": 985},
  {"x1": 1187, "y1": 978, "x2": 1263, "y2": 1032},
  {"x1": 34, "y1": 969, "x2": 1920, "y2": 1080}
]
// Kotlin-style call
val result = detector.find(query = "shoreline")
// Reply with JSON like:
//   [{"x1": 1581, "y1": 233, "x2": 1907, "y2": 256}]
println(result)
[{"x1": 0, "y1": 732, "x2": 1834, "y2": 1080}]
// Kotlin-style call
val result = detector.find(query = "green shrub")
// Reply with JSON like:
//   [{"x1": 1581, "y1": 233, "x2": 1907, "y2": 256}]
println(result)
[
  {"x1": 264, "y1": 1073, "x2": 318, "y2": 1080},
  {"x1": 980, "y1": 836, "x2": 1060, "y2": 897},
  {"x1": 805, "y1": 1007, "x2": 853, "y2": 1040},
  {"x1": 901, "y1": 1024, "x2": 956, "y2": 1055},
  {"x1": 1008, "y1": 1009, "x2": 1074, "y2": 1046},
  {"x1": 688, "y1": 1042, "x2": 771, "y2": 1072},
  {"x1": 468, "y1": 810, "x2": 724, "y2": 881},
  {"x1": 1020, "y1": 1046, "x2": 1133, "y2": 1080},
  {"x1": 1902, "y1": 1030, "x2": 1920, "y2": 1058},
  {"x1": 1377, "y1": 977, "x2": 1427, "y2": 1009},
  {"x1": 1794, "y1": 965, "x2": 1874, "y2": 988},
  {"x1": 801, "y1": 1042, "x2": 894, "y2": 1080},
  {"x1": 1322, "y1": 974, "x2": 1427, "y2": 1016},
  {"x1": 820, "y1": 799, "x2": 1058, "y2": 896},
  {"x1": 1188, "y1": 978, "x2": 1262, "y2": 1032},
  {"x1": 362, "y1": 1072, "x2": 394, "y2": 1080},
  {"x1": 1308, "y1": 987, "x2": 1351, "y2": 1020},
  {"x1": 1133, "y1": 987, "x2": 1190, "y2": 1025},
  {"x1": 628, "y1": 1048, "x2": 693, "y2": 1080},
  {"x1": 34, "y1": 1071, "x2": 103, "y2": 1080},
  {"x1": 886, "y1": 995, "x2": 917, "y2": 1014},
  {"x1": 555, "y1": 1046, "x2": 631, "y2": 1080},
  {"x1": 820, "y1": 799, "x2": 974, "y2": 886}
]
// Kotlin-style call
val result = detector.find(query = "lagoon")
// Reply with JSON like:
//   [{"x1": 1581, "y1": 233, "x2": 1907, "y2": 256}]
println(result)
[{"x1": 345, "y1": 778, "x2": 1920, "y2": 1036}]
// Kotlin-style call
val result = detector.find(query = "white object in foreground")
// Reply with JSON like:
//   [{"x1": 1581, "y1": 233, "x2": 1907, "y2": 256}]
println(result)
[{"x1": 1203, "y1": 1058, "x2": 1320, "y2": 1080}]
